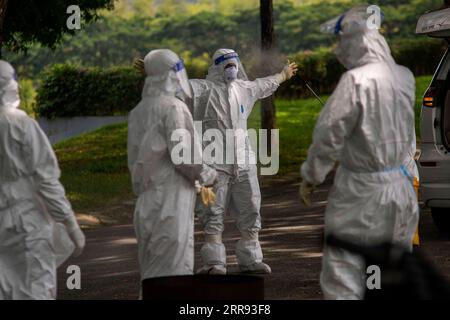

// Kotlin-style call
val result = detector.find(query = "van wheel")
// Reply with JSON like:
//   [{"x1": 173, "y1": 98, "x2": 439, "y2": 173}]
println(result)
[{"x1": 431, "y1": 208, "x2": 450, "y2": 234}]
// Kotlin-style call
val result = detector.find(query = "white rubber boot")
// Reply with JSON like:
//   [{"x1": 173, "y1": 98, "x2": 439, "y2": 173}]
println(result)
[
  {"x1": 236, "y1": 232, "x2": 272, "y2": 274},
  {"x1": 197, "y1": 233, "x2": 227, "y2": 275}
]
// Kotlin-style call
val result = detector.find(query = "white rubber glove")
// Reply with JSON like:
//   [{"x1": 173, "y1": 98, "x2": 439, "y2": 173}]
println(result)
[
  {"x1": 299, "y1": 180, "x2": 315, "y2": 207},
  {"x1": 64, "y1": 215, "x2": 86, "y2": 257},
  {"x1": 276, "y1": 60, "x2": 298, "y2": 84},
  {"x1": 195, "y1": 180, "x2": 202, "y2": 193}
]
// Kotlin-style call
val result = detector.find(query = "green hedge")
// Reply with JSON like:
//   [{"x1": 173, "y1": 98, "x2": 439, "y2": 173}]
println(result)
[
  {"x1": 35, "y1": 64, "x2": 143, "y2": 118},
  {"x1": 279, "y1": 47, "x2": 345, "y2": 99},
  {"x1": 35, "y1": 56, "x2": 209, "y2": 118},
  {"x1": 280, "y1": 37, "x2": 448, "y2": 99},
  {"x1": 391, "y1": 38, "x2": 447, "y2": 76},
  {"x1": 35, "y1": 38, "x2": 448, "y2": 117}
]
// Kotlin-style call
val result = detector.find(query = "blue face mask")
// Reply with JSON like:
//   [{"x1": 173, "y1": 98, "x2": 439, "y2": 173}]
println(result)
[{"x1": 224, "y1": 66, "x2": 238, "y2": 83}]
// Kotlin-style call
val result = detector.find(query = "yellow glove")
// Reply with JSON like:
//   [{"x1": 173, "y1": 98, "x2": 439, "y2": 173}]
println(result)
[
  {"x1": 413, "y1": 176, "x2": 419, "y2": 197},
  {"x1": 200, "y1": 187, "x2": 216, "y2": 207},
  {"x1": 134, "y1": 58, "x2": 145, "y2": 76},
  {"x1": 299, "y1": 180, "x2": 315, "y2": 207}
]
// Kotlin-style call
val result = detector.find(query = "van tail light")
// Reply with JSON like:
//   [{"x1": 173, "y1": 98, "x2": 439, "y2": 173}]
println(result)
[{"x1": 423, "y1": 87, "x2": 438, "y2": 107}]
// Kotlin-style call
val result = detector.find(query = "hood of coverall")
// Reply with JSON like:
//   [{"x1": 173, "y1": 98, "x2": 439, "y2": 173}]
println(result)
[
  {"x1": 142, "y1": 49, "x2": 192, "y2": 99},
  {"x1": 0, "y1": 60, "x2": 20, "y2": 110},
  {"x1": 206, "y1": 48, "x2": 248, "y2": 84},
  {"x1": 321, "y1": 6, "x2": 394, "y2": 70}
]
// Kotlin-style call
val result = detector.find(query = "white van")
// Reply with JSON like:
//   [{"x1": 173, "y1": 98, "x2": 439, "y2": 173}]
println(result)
[{"x1": 416, "y1": 8, "x2": 450, "y2": 233}]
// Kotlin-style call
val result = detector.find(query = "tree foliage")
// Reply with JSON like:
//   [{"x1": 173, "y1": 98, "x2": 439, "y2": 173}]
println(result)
[
  {"x1": 1, "y1": 0, "x2": 114, "y2": 53},
  {"x1": 5, "y1": 0, "x2": 445, "y2": 77}
]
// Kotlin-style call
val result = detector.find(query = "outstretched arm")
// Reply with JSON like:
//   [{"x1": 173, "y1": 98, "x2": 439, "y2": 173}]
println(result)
[{"x1": 241, "y1": 61, "x2": 298, "y2": 106}]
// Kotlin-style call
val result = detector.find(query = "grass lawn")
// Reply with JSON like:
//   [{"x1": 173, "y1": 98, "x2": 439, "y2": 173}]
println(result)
[
  {"x1": 55, "y1": 124, "x2": 133, "y2": 216},
  {"x1": 54, "y1": 75, "x2": 432, "y2": 214}
]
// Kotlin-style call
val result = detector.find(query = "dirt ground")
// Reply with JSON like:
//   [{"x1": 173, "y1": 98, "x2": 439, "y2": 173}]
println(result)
[{"x1": 57, "y1": 177, "x2": 450, "y2": 300}]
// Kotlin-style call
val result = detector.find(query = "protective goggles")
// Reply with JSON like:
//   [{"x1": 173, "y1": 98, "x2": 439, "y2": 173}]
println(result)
[
  {"x1": 214, "y1": 52, "x2": 239, "y2": 66},
  {"x1": 334, "y1": 14, "x2": 346, "y2": 34},
  {"x1": 172, "y1": 60, "x2": 185, "y2": 73}
]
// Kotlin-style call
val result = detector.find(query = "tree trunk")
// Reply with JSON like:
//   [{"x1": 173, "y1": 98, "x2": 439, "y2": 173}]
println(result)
[
  {"x1": 0, "y1": 0, "x2": 8, "y2": 58},
  {"x1": 260, "y1": 0, "x2": 276, "y2": 154}
]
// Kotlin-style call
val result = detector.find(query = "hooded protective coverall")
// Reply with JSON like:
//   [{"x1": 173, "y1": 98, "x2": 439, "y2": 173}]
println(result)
[
  {"x1": 0, "y1": 60, "x2": 84, "y2": 300},
  {"x1": 128, "y1": 49, "x2": 217, "y2": 280},
  {"x1": 301, "y1": 7, "x2": 419, "y2": 299},
  {"x1": 190, "y1": 49, "x2": 293, "y2": 274}
]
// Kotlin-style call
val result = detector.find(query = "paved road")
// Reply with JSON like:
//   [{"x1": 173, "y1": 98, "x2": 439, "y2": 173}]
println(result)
[{"x1": 57, "y1": 179, "x2": 450, "y2": 299}]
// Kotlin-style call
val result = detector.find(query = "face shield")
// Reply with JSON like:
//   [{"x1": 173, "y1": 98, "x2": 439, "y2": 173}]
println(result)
[
  {"x1": 320, "y1": 14, "x2": 346, "y2": 35},
  {"x1": 320, "y1": 5, "x2": 386, "y2": 70},
  {"x1": 172, "y1": 59, "x2": 192, "y2": 99},
  {"x1": 142, "y1": 49, "x2": 192, "y2": 100},
  {"x1": 320, "y1": 5, "x2": 384, "y2": 36},
  {"x1": 206, "y1": 49, "x2": 248, "y2": 84}
]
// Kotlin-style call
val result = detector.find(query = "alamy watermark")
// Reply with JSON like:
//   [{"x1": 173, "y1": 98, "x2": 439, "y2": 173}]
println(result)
[
  {"x1": 170, "y1": 121, "x2": 279, "y2": 175},
  {"x1": 366, "y1": 264, "x2": 381, "y2": 290},
  {"x1": 366, "y1": 5, "x2": 382, "y2": 30},
  {"x1": 66, "y1": 5, "x2": 81, "y2": 30},
  {"x1": 66, "y1": 265, "x2": 81, "y2": 290}
]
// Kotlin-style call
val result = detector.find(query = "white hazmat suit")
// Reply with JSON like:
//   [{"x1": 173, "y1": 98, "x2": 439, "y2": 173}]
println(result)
[
  {"x1": 300, "y1": 7, "x2": 419, "y2": 299},
  {"x1": 0, "y1": 60, "x2": 85, "y2": 300},
  {"x1": 191, "y1": 49, "x2": 296, "y2": 274},
  {"x1": 128, "y1": 49, "x2": 217, "y2": 281}
]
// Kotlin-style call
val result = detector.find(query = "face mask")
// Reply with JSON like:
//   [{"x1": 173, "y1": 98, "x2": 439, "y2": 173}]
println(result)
[{"x1": 224, "y1": 66, "x2": 238, "y2": 83}]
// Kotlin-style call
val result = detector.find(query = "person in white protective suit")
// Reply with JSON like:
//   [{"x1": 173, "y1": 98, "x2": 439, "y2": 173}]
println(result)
[
  {"x1": 128, "y1": 49, "x2": 218, "y2": 282},
  {"x1": 299, "y1": 6, "x2": 419, "y2": 299},
  {"x1": 190, "y1": 49, "x2": 298, "y2": 275},
  {"x1": 0, "y1": 60, "x2": 85, "y2": 300}
]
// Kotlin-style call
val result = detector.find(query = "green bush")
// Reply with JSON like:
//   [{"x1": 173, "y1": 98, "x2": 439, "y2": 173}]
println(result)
[
  {"x1": 391, "y1": 38, "x2": 447, "y2": 76},
  {"x1": 19, "y1": 78, "x2": 37, "y2": 117},
  {"x1": 35, "y1": 58, "x2": 211, "y2": 118},
  {"x1": 279, "y1": 47, "x2": 344, "y2": 99},
  {"x1": 182, "y1": 51, "x2": 211, "y2": 79},
  {"x1": 282, "y1": 37, "x2": 447, "y2": 98},
  {"x1": 35, "y1": 64, "x2": 143, "y2": 118}
]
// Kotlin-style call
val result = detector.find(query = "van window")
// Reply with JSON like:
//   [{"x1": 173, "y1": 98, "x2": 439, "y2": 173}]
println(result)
[{"x1": 438, "y1": 49, "x2": 450, "y2": 80}]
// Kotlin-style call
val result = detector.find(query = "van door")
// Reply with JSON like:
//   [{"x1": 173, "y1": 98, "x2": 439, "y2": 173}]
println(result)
[
  {"x1": 416, "y1": 8, "x2": 450, "y2": 38},
  {"x1": 416, "y1": 9, "x2": 450, "y2": 149}
]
